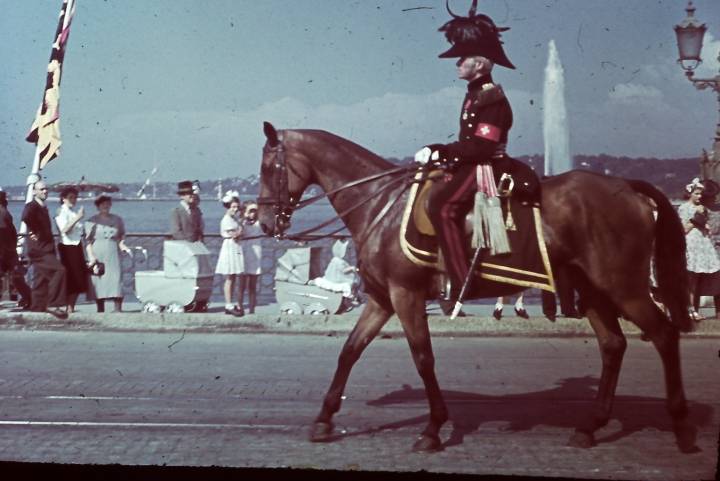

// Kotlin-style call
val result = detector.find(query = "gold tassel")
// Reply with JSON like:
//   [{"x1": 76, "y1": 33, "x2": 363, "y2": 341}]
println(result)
[
  {"x1": 472, "y1": 191, "x2": 488, "y2": 249},
  {"x1": 485, "y1": 196, "x2": 511, "y2": 255}
]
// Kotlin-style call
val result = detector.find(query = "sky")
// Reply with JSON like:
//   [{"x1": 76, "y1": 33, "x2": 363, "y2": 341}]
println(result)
[{"x1": 1, "y1": 0, "x2": 719, "y2": 185}]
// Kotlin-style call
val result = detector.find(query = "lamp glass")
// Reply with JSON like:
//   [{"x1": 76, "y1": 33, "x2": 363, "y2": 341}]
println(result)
[{"x1": 675, "y1": 26, "x2": 705, "y2": 63}]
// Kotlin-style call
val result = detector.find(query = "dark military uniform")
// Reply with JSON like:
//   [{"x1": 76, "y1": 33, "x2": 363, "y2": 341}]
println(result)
[{"x1": 427, "y1": 74, "x2": 513, "y2": 295}]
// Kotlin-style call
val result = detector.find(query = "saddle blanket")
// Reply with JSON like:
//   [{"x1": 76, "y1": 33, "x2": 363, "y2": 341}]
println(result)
[{"x1": 400, "y1": 170, "x2": 555, "y2": 293}]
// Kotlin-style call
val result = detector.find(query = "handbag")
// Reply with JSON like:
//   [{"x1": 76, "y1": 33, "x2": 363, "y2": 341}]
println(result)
[{"x1": 88, "y1": 261, "x2": 105, "y2": 276}]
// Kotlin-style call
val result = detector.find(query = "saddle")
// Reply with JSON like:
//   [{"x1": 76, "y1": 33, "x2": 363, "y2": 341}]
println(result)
[{"x1": 401, "y1": 159, "x2": 555, "y2": 294}]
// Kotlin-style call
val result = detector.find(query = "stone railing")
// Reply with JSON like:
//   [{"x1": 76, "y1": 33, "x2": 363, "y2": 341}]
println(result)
[{"x1": 121, "y1": 233, "x2": 355, "y2": 306}]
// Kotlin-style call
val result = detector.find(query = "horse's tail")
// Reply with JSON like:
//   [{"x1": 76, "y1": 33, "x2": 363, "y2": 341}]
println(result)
[{"x1": 627, "y1": 179, "x2": 692, "y2": 332}]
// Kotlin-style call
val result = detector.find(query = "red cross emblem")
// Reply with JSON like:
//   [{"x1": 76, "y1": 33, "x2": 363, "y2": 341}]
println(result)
[{"x1": 474, "y1": 123, "x2": 501, "y2": 142}]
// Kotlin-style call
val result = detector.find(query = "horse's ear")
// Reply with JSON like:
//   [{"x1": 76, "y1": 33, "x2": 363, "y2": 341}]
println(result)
[{"x1": 263, "y1": 121, "x2": 279, "y2": 147}]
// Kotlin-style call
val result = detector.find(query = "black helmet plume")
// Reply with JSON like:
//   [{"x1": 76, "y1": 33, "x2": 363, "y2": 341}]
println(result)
[{"x1": 437, "y1": 0, "x2": 515, "y2": 69}]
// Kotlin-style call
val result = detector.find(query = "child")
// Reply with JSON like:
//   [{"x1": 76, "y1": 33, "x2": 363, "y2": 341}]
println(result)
[
  {"x1": 239, "y1": 202, "x2": 263, "y2": 314},
  {"x1": 214, "y1": 192, "x2": 244, "y2": 316}
]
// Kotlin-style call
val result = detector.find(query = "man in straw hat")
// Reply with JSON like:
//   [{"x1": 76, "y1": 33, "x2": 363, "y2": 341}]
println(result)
[
  {"x1": 170, "y1": 180, "x2": 204, "y2": 242},
  {"x1": 413, "y1": 0, "x2": 522, "y2": 302}
]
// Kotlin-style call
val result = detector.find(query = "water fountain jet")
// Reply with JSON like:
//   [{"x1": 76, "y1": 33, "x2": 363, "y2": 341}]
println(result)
[{"x1": 543, "y1": 40, "x2": 572, "y2": 175}]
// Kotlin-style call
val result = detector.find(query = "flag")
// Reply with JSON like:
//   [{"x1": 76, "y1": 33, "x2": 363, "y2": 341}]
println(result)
[{"x1": 26, "y1": 0, "x2": 76, "y2": 169}]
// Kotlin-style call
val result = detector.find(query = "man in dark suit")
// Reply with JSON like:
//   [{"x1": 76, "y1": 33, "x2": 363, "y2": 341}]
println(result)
[
  {"x1": 0, "y1": 190, "x2": 31, "y2": 308},
  {"x1": 20, "y1": 180, "x2": 67, "y2": 318},
  {"x1": 170, "y1": 180, "x2": 204, "y2": 242}
]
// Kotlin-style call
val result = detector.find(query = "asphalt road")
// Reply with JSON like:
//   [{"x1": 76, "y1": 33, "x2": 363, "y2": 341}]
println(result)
[{"x1": 0, "y1": 331, "x2": 716, "y2": 479}]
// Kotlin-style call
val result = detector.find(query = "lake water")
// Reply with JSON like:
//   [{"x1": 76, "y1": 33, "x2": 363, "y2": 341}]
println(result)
[{"x1": 7, "y1": 198, "x2": 338, "y2": 234}]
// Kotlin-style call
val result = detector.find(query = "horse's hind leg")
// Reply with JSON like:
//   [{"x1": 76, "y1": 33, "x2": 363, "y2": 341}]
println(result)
[
  {"x1": 620, "y1": 297, "x2": 697, "y2": 452},
  {"x1": 389, "y1": 284, "x2": 448, "y2": 452},
  {"x1": 310, "y1": 296, "x2": 392, "y2": 442},
  {"x1": 569, "y1": 299, "x2": 627, "y2": 448}
]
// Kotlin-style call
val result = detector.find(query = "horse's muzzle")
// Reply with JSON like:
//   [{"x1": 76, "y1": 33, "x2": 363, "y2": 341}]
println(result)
[
  {"x1": 275, "y1": 214, "x2": 291, "y2": 238},
  {"x1": 261, "y1": 215, "x2": 291, "y2": 239}
]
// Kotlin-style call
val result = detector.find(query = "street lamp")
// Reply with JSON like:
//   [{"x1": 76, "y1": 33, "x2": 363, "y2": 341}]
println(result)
[{"x1": 674, "y1": 1, "x2": 720, "y2": 182}]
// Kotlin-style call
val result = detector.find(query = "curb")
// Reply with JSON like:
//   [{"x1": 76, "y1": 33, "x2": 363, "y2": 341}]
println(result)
[{"x1": 0, "y1": 311, "x2": 718, "y2": 338}]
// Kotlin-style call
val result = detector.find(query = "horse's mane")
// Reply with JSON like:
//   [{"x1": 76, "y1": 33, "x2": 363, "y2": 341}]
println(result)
[{"x1": 287, "y1": 129, "x2": 396, "y2": 171}]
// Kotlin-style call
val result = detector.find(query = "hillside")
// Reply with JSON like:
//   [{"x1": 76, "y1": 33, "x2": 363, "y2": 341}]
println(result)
[{"x1": 2, "y1": 155, "x2": 701, "y2": 200}]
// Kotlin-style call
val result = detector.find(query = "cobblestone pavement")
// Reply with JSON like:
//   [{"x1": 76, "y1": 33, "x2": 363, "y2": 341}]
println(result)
[{"x1": 0, "y1": 331, "x2": 716, "y2": 479}]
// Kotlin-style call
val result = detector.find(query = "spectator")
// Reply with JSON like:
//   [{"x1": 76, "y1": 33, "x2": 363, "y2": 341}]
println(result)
[
  {"x1": 20, "y1": 180, "x2": 67, "y2": 318},
  {"x1": 54, "y1": 187, "x2": 87, "y2": 313},
  {"x1": 85, "y1": 195, "x2": 132, "y2": 312},
  {"x1": 312, "y1": 239, "x2": 359, "y2": 312},
  {"x1": 239, "y1": 202, "x2": 263, "y2": 314},
  {"x1": 214, "y1": 191, "x2": 244, "y2": 316},
  {"x1": 313, "y1": 239, "x2": 357, "y2": 297},
  {"x1": 493, "y1": 294, "x2": 529, "y2": 320},
  {"x1": 679, "y1": 178, "x2": 720, "y2": 321},
  {"x1": 170, "y1": 180, "x2": 204, "y2": 242},
  {"x1": 0, "y1": 190, "x2": 31, "y2": 308}
]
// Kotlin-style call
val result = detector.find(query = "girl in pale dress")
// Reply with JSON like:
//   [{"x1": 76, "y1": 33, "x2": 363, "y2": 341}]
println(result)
[
  {"x1": 85, "y1": 196, "x2": 132, "y2": 312},
  {"x1": 215, "y1": 193, "x2": 244, "y2": 316},
  {"x1": 239, "y1": 202, "x2": 263, "y2": 314},
  {"x1": 678, "y1": 178, "x2": 720, "y2": 321}
]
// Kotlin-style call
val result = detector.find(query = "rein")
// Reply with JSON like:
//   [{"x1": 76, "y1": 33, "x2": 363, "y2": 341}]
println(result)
[
  {"x1": 283, "y1": 171, "x2": 415, "y2": 242},
  {"x1": 258, "y1": 136, "x2": 422, "y2": 242}
]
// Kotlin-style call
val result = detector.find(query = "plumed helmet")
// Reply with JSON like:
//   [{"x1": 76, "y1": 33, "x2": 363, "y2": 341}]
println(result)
[{"x1": 438, "y1": 0, "x2": 515, "y2": 69}]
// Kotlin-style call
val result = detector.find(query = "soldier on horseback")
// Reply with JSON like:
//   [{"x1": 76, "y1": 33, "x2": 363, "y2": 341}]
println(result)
[{"x1": 414, "y1": 1, "x2": 527, "y2": 302}]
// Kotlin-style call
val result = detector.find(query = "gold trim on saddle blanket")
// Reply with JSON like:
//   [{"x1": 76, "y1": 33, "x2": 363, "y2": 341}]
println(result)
[{"x1": 400, "y1": 171, "x2": 555, "y2": 292}]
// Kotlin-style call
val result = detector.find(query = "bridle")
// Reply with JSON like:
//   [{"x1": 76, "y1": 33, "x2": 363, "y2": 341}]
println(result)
[
  {"x1": 256, "y1": 135, "x2": 421, "y2": 242},
  {"x1": 256, "y1": 140, "x2": 295, "y2": 234}
]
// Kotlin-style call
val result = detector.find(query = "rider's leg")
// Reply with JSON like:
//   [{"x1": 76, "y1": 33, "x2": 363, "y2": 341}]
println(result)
[{"x1": 427, "y1": 163, "x2": 477, "y2": 298}]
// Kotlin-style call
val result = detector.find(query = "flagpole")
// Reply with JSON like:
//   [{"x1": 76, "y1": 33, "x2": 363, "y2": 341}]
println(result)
[{"x1": 18, "y1": 0, "x2": 76, "y2": 250}]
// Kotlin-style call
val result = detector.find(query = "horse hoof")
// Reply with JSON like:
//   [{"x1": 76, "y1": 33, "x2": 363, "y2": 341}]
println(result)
[
  {"x1": 567, "y1": 430, "x2": 596, "y2": 449},
  {"x1": 309, "y1": 421, "x2": 335, "y2": 443},
  {"x1": 412, "y1": 434, "x2": 443, "y2": 453},
  {"x1": 674, "y1": 422, "x2": 700, "y2": 453}
]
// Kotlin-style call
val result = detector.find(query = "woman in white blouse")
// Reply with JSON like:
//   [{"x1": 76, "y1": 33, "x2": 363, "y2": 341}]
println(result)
[{"x1": 54, "y1": 187, "x2": 87, "y2": 313}]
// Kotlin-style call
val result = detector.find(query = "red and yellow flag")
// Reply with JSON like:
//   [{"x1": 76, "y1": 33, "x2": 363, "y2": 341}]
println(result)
[{"x1": 26, "y1": 0, "x2": 76, "y2": 169}]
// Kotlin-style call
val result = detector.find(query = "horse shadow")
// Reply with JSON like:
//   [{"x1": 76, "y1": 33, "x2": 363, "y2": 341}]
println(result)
[{"x1": 344, "y1": 376, "x2": 714, "y2": 453}]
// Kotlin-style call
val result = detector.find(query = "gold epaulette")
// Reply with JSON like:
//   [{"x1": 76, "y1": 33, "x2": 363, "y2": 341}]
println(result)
[{"x1": 472, "y1": 83, "x2": 506, "y2": 107}]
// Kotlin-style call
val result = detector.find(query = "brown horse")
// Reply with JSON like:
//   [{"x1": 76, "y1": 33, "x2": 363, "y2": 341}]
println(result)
[{"x1": 257, "y1": 122, "x2": 695, "y2": 453}]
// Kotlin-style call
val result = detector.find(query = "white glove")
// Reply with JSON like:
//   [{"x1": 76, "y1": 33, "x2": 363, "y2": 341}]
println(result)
[
  {"x1": 415, "y1": 147, "x2": 440, "y2": 164},
  {"x1": 414, "y1": 147, "x2": 431, "y2": 164}
]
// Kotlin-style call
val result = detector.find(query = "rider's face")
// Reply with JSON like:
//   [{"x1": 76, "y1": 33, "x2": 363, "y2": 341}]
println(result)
[{"x1": 457, "y1": 57, "x2": 483, "y2": 81}]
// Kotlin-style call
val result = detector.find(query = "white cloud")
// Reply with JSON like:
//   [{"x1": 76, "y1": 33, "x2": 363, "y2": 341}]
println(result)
[
  {"x1": 696, "y1": 32, "x2": 720, "y2": 78},
  {"x1": 65, "y1": 86, "x2": 542, "y2": 182},
  {"x1": 608, "y1": 83, "x2": 663, "y2": 104},
  {"x1": 47, "y1": 78, "x2": 707, "y2": 184}
]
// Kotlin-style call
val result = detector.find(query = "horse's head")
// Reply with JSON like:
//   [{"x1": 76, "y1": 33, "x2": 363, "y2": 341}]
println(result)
[{"x1": 257, "y1": 121, "x2": 312, "y2": 237}]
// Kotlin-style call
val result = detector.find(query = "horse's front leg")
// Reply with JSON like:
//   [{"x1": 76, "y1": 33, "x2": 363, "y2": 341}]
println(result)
[
  {"x1": 390, "y1": 284, "x2": 448, "y2": 452},
  {"x1": 310, "y1": 296, "x2": 392, "y2": 442}
]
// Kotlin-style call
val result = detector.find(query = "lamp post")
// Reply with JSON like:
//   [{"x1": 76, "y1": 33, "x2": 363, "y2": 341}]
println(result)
[{"x1": 674, "y1": 1, "x2": 720, "y2": 182}]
